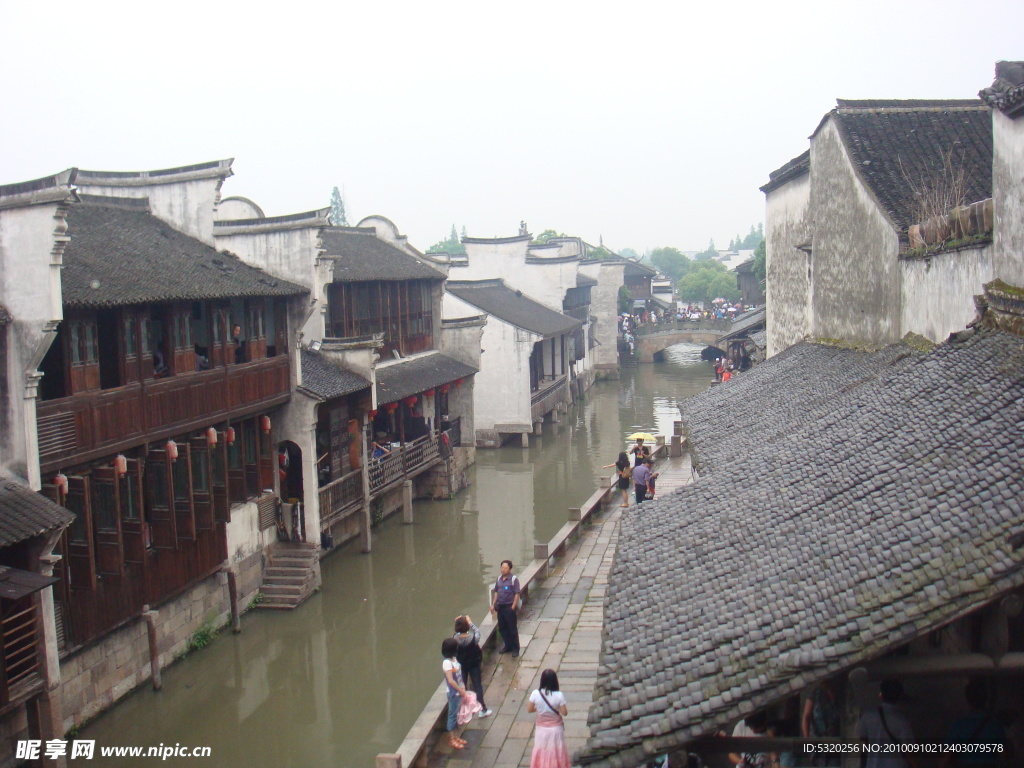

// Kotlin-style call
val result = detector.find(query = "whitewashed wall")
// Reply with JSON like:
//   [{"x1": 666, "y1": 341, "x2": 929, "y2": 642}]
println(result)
[
  {"x1": 992, "y1": 110, "x2": 1024, "y2": 286},
  {"x1": 765, "y1": 172, "x2": 813, "y2": 357},
  {"x1": 900, "y1": 245, "x2": 995, "y2": 341}
]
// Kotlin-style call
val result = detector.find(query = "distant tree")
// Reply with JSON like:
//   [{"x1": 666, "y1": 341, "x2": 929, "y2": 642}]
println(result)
[
  {"x1": 330, "y1": 186, "x2": 349, "y2": 226},
  {"x1": 618, "y1": 247, "x2": 640, "y2": 260},
  {"x1": 649, "y1": 246, "x2": 692, "y2": 283},
  {"x1": 587, "y1": 245, "x2": 614, "y2": 260},
  {"x1": 752, "y1": 238, "x2": 766, "y2": 288},
  {"x1": 739, "y1": 224, "x2": 764, "y2": 250},
  {"x1": 694, "y1": 239, "x2": 718, "y2": 261},
  {"x1": 617, "y1": 285, "x2": 631, "y2": 314},
  {"x1": 532, "y1": 228, "x2": 566, "y2": 245},
  {"x1": 426, "y1": 223, "x2": 466, "y2": 255},
  {"x1": 677, "y1": 267, "x2": 740, "y2": 304}
]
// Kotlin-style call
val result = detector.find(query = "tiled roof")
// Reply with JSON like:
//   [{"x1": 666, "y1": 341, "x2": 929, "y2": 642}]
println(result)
[
  {"x1": 830, "y1": 101, "x2": 992, "y2": 232},
  {"x1": 979, "y1": 61, "x2": 1024, "y2": 118},
  {"x1": 375, "y1": 352, "x2": 476, "y2": 404},
  {"x1": 623, "y1": 260, "x2": 657, "y2": 277},
  {"x1": 322, "y1": 227, "x2": 446, "y2": 282},
  {"x1": 580, "y1": 330, "x2": 1024, "y2": 768},
  {"x1": 748, "y1": 330, "x2": 767, "y2": 349},
  {"x1": 298, "y1": 349, "x2": 371, "y2": 401},
  {"x1": 446, "y1": 280, "x2": 581, "y2": 338},
  {"x1": 717, "y1": 307, "x2": 766, "y2": 342},
  {"x1": 0, "y1": 474, "x2": 75, "y2": 548},
  {"x1": 576, "y1": 274, "x2": 599, "y2": 287},
  {"x1": 760, "y1": 150, "x2": 810, "y2": 194},
  {"x1": 62, "y1": 196, "x2": 307, "y2": 307}
]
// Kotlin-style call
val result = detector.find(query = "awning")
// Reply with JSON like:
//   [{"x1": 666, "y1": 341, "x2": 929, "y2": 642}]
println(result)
[{"x1": 0, "y1": 565, "x2": 59, "y2": 601}]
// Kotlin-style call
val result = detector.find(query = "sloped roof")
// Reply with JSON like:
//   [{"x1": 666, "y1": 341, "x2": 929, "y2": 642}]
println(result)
[
  {"x1": 979, "y1": 61, "x2": 1024, "y2": 118},
  {"x1": 62, "y1": 196, "x2": 307, "y2": 307},
  {"x1": 375, "y1": 353, "x2": 477, "y2": 404},
  {"x1": 580, "y1": 329, "x2": 1024, "y2": 768},
  {"x1": 760, "y1": 150, "x2": 810, "y2": 194},
  {"x1": 298, "y1": 349, "x2": 371, "y2": 401},
  {"x1": 829, "y1": 101, "x2": 992, "y2": 232},
  {"x1": 0, "y1": 474, "x2": 75, "y2": 548},
  {"x1": 576, "y1": 273, "x2": 599, "y2": 287},
  {"x1": 716, "y1": 307, "x2": 767, "y2": 342},
  {"x1": 322, "y1": 227, "x2": 446, "y2": 282},
  {"x1": 446, "y1": 280, "x2": 581, "y2": 338}
]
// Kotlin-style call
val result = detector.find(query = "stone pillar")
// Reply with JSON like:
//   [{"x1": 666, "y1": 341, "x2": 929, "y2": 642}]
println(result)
[
  {"x1": 31, "y1": 549, "x2": 65, "y2": 766},
  {"x1": 402, "y1": 480, "x2": 413, "y2": 524},
  {"x1": 143, "y1": 607, "x2": 161, "y2": 690},
  {"x1": 552, "y1": 409, "x2": 561, "y2": 424},
  {"x1": 670, "y1": 434, "x2": 683, "y2": 457},
  {"x1": 533, "y1": 420, "x2": 543, "y2": 436},
  {"x1": 360, "y1": 417, "x2": 373, "y2": 553},
  {"x1": 520, "y1": 433, "x2": 530, "y2": 448}
]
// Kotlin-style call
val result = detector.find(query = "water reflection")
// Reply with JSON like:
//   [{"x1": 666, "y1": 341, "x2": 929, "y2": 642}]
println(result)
[{"x1": 82, "y1": 344, "x2": 711, "y2": 767}]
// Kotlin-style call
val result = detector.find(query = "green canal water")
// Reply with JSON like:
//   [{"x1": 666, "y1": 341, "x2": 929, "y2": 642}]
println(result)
[{"x1": 81, "y1": 345, "x2": 712, "y2": 766}]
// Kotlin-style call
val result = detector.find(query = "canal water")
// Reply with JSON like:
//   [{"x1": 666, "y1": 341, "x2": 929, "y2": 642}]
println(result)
[{"x1": 82, "y1": 344, "x2": 712, "y2": 766}]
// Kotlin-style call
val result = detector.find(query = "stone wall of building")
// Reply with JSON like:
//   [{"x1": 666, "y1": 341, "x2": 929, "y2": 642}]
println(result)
[
  {"x1": 415, "y1": 446, "x2": 476, "y2": 500},
  {"x1": 900, "y1": 243, "x2": 995, "y2": 342},
  {"x1": 764, "y1": 172, "x2": 813, "y2": 358},
  {"x1": 992, "y1": 110, "x2": 1024, "y2": 286},
  {"x1": 56, "y1": 547, "x2": 264, "y2": 733}
]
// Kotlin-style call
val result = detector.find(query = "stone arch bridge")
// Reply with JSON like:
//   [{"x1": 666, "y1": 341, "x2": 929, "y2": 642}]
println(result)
[{"x1": 630, "y1": 321, "x2": 729, "y2": 363}]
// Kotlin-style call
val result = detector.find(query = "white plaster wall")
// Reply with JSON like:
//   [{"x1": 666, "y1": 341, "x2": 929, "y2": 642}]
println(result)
[
  {"x1": 900, "y1": 245, "x2": 995, "y2": 341},
  {"x1": 224, "y1": 499, "x2": 269, "y2": 563},
  {"x1": 517, "y1": 259, "x2": 580, "y2": 313},
  {"x1": 764, "y1": 173, "x2": 812, "y2": 357},
  {"x1": 215, "y1": 227, "x2": 327, "y2": 341},
  {"x1": 461, "y1": 238, "x2": 529, "y2": 284},
  {"x1": 277, "y1": 395, "x2": 322, "y2": 538},
  {"x1": 0, "y1": 201, "x2": 65, "y2": 481},
  {"x1": 76, "y1": 177, "x2": 222, "y2": 245},
  {"x1": 585, "y1": 261, "x2": 625, "y2": 370},
  {"x1": 992, "y1": 111, "x2": 1024, "y2": 286},
  {"x1": 444, "y1": 293, "x2": 534, "y2": 431},
  {"x1": 809, "y1": 120, "x2": 902, "y2": 346},
  {"x1": 216, "y1": 197, "x2": 264, "y2": 220}
]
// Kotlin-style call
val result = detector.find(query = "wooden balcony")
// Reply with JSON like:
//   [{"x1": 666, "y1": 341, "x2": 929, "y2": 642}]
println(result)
[
  {"x1": 318, "y1": 468, "x2": 364, "y2": 531},
  {"x1": 1, "y1": 601, "x2": 41, "y2": 709},
  {"x1": 367, "y1": 433, "x2": 441, "y2": 496},
  {"x1": 531, "y1": 376, "x2": 569, "y2": 421},
  {"x1": 36, "y1": 356, "x2": 291, "y2": 472}
]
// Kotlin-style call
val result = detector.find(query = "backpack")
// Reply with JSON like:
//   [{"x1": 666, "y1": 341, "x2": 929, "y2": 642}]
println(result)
[{"x1": 455, "y1": 637, "x2": 483, "y2": 668}]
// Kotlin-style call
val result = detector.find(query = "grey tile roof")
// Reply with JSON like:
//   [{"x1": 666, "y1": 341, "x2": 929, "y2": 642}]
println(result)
[
  {"x1": 760, "y1": 150, "x2": 810, "y2": 194},
  {"x1": 579, "y1": 329, "x2": 1024, "y2": 768},
  {"x1": 577, "y1": 274, "x2": 599, "y2": 287},
  {"x1": 748, "y1": 330, "x2": 767, "y2": 349},
  {"x1": 446, "y1": 280, "x2": 581, "y2": 338},
  {"x1": 0, "y1": 474, "x2": 75, "y2": 548},
  {"x1": 322, "y1": 227, "x2": 446, "y2": 282},
  {"x1": 717, "y1": 307, "x2": 766, "y2": 342},
  {"x1": 62, "y1": 196, "x2": 308, "y2": 307},
  {"x1": 375, "y1": 352, "x2": 477, "y2": 404},
  {"x1": 979, "y1": 61, "x2": 1024, "y2": 118},
  {"x1": 830, "y1": 101, "x2": 992, "y2": 232},
  {"x1": 298, "y1": 348, "x2": 371, "y2": 401}
]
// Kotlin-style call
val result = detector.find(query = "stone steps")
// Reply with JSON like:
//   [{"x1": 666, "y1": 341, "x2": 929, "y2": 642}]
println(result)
[{"x1": 255, "y1": 542, "x2": 321, "y2": 610}]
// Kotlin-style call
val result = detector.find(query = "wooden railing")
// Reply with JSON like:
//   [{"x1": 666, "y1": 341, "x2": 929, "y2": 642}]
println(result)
[
  {"x1": 36, "y1": 355, "x2": 291, "y2": 472},
  {"x1": 531, "y1": 376, "x2": 568, "y2": 421},
  {"x1": 367, "y1": 433, "x2": 441, "y2": 495},
  {"x1": 1, "y1": 600, "x2": 40, "y2": 707},
  {"x1": 318, "y1": 469, "x2": 364, "y2": 531},
  {"x1": 443, "y1": 417, "x2": 462, "y2": 449}
]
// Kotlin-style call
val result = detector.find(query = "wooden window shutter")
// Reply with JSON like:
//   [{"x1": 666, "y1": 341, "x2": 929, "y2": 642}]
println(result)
[
  {"x1": 90, "y1": 467, "x2": 125, "y2": 578},
  {"x1": 146, "y1": 449, "x2": 178, "y2": 549},
  {"x1": 189, "y1": 437, "x2": 215, "y2": 532},
  {"x1": 212, "y1": 432, "x2": 231, "y2": 523},
  {"x1": 66, "y1": 475, "x2": 97, "y2": 590},
  {"x1": 172, "y1": 442, "x2": 196, "y2": 540},
  {"x1": 121, "y1": 458, "x2": 147, "y2": 563}
]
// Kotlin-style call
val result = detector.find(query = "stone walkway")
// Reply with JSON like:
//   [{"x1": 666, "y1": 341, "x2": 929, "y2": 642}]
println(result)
[{"x1": 429, "y1": 453, "x2": 692, "y2": 768}]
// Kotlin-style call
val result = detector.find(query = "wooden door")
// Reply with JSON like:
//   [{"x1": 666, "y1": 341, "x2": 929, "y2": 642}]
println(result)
[
  {"x1": 171, "y1": 306, "x2": 196, "y2": 374},
  {"x1": 146, "y1": 449, "x2": 177, "y2": 549},
  {"x1": 68, "y1": 319, "x2": 100, "y2": 394},
  {"x1": 173, "y1": 442, "x2": 196, "y2": 540},
  {"x1": 190, "y1": 437, "x2": 214, "y2": 531},
  {"x1": 90, "y1": 467, "x2": 125, "y2": 578},
  {"x1": 212, "y1": 432, "x2": 231, "y2": 523},
  {"x1": 65, "y1": 476, "x2": 97, "y2": 590},
  {"x1": 120, "y1": 458, "x2": 147, "y2": 563},
  {"x1": 227, "y1": 424, "x2": 246, "y2": 503},
  {"x1": 210, "y1": 307, "x2": 227, "y2": 368},
  {"x1": 249, "y1": 302, "x2": 267, "y2": 360},
  {"x1": 120, "y1": 311, "x2": 141, "y2": 386}
]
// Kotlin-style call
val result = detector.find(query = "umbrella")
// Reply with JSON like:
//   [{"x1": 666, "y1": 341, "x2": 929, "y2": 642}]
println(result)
[
  {"x1": 627, "y1": 432, "x2": 656, "y2": 442},
  {"x1": 712, "y1": 297, "x2": 726, "y2": 304}
]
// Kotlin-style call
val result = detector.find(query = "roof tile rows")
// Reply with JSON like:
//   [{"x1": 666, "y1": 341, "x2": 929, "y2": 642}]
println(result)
[
  {"x1": 831, "y1": 101, "x2": 992, "y2": 232},
  {"x1": 298, "y1": 349, "x2": 372, "y2": 401},
  {"x1": 322, "y1": 227, "x2": 446, "y2": 283},
  {"x1": 375, "y1": 352, "x2": 477, "y2": 404},
  {"x1": 63, "y1": 196, "x2": 307, "y2": 307},
  {"x1": 579, "y1": 329, "x2": 1024, "y2": 768},
  {"x1": 446, "y1": 280, "x2": 581, "y2": 338},
  {"x1": 0, "y1": 474, "x2": 75, "y2": 548}
]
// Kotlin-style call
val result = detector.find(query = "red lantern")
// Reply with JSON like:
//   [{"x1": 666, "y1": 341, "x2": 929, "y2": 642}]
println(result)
[
  {"x1": 113, "y1": 454, "x2": 128, "y2": 477},
  {"x1": 166, "y1": 440, "x2": 179, "y2": 461},
  {"x1": 424, "y1": 389, "x2": 435, "y2": 398},
  {"x1": 226, "y1": 426, "x2": 236, "y2": 444},
  {"x1": 404, "y1": 395, "x2": 418, "y2": 407},
  {"x1": 384, "y1": 402, "x2": 398, "y2": 413},
  {"x1": 206, "y1": 427, "x2": 218, "y2": 447},
  {"x1": 368, "y1": 409, "x2": 378, "y2": 419},
  {"x1": 454, "y1": 378, "x2": 464, "y2": 388},
  {"x1": 54, "y1": 473, "x2": 68, "y2": 495},
  {"x1": 440, "y1": 383, "x2": 450, "y2": 394},
  {"x1": 260, "y1": 415, "x2": 271, "y2": 433}
]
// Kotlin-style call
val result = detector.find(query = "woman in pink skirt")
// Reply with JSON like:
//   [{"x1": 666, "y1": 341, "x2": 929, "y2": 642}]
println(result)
[{"x1": 526, "y1": 669, "x2": 570, "y2": 768}]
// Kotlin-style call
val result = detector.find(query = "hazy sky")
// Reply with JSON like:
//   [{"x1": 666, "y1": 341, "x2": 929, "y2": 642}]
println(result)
[{"x1": 2, "y1": 0, "x2": 1021, "y2": 254}]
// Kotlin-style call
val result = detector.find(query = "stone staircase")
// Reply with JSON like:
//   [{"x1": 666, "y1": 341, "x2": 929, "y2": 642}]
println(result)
[{"x1": 256, "y1": 541, "x2": 321, "y2": 610}]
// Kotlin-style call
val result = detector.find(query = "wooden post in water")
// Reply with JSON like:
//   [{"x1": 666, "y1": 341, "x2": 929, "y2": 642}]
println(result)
[
  {"x1": 143, "y1": 607, "x2": 161, "y2": 691},
  {"x1": 226, "y1": 568, "x2": 241, "y2": 633}
]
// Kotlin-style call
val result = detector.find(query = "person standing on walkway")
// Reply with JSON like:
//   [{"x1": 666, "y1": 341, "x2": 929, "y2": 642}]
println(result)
[
  {"x1": 441, "y1": 638, "x2": 467, "y2": 750},
  {"x1": 858, "y1": 679, "x2": 918, "y2": 768},
  {"x1": 602, "y1": 452, "x2": 632, "y2": 507},
  {"x1": 490, "y1": 560, "x2": 521, "y2": 657},
  {"x1": 632, "y1": 459, "x2": 652, "y2": 505},
  {"x1": 454, "y1": 615, "x2": 492, "y2": 719},
  {"x1": 629, "y1": 437, "x2": 650, "y2": 467},
  {"x1": 527, "y1": 668, "x2": 570, "y2": 768}
]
